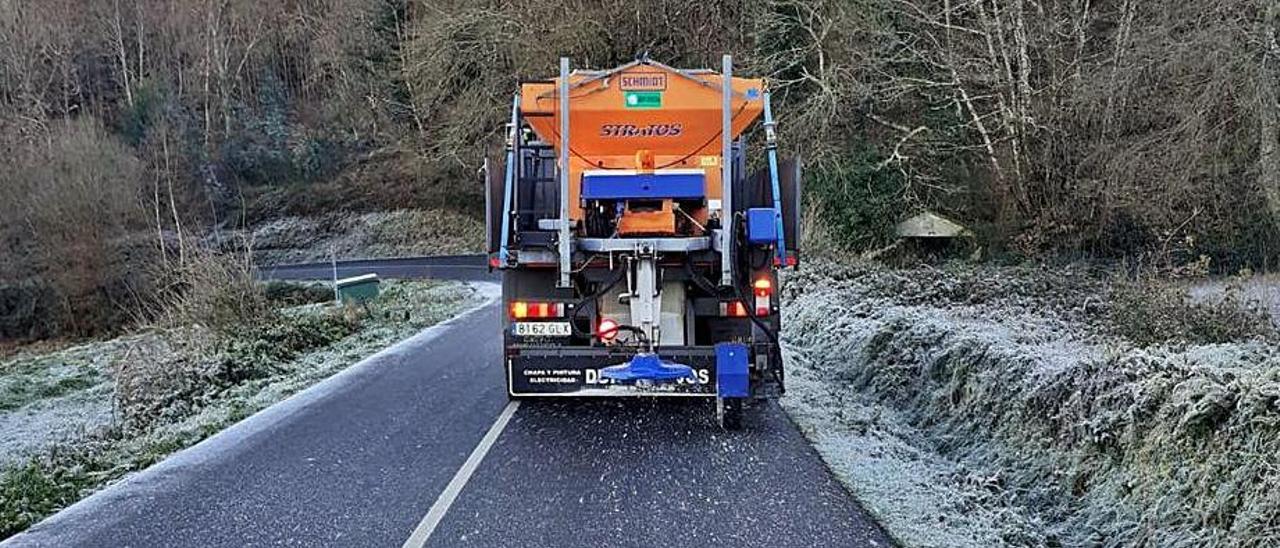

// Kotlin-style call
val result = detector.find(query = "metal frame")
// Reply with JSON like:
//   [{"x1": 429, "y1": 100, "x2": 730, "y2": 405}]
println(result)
[
  {"x1": 557, "y1": 57, "x2": 572, "y2": 288},
  {"x1": 483, "y1": 157, "x2": 493, "y2": 256},
  {"x1": 720, "y1": 55, "x2": 733, "y2": 286},
  {"x1": 630, "y1": 248, "x2": 660, "y2": 346},
  {"x1": 578, "y1": 237, "x2": 711, "y2": 253},
  {"x1": 498, "y1": 93, "x2": 521, "y2": 265}
]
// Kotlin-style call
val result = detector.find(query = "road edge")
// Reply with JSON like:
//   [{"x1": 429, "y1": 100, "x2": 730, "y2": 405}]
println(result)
[{"x1": 2, "y1": 282, "x2": 501, "y2": 547}]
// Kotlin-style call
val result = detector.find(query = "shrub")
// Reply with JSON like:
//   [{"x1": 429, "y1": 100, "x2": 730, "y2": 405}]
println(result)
[
  {"x1": 0, "y1": 458, "x2": 94, "y2": 538},
  {"x1": 118, "y1": 247, "x2": 277, "y2": 428},
  {"x1": 805, "y1": 153, "x2": 910, "y2": 251},
  {"x1": 112, "y1": 331, "x2": 220, "y2": 430},
  {"x1": 263, "y1": 282, "x2": 334, "y2": 307},
  {"x1": 0, "y1": 120, "x2": 154, "y2": 337},
  {"x1": 0, "y1": 284, "x2": 59, "y2": 340},
  {"x1": 216, "y1": 311, "x2": 361, "y2": 380},
  {"x1": 114, "y1": 305, "x2": 360, "y2": 430},
  {"x1": 147, "y1": 248, "x2": 273, "y2": 337},
  {"x1": 1109, "y1": 279, "x2": 1276, "y2": 346},
  {"x1": 290, "y1": 132, "x2": 348, "y2": 183}
]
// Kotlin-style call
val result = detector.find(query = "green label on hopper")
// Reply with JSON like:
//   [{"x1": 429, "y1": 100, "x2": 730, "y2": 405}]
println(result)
[{"x1": 624, "y1": 91, "x2": 662, "y2": 109}]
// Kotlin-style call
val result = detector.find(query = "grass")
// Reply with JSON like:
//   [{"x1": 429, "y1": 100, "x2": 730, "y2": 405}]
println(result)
[
  {"x1": 0, "y1": 343, "x2": 120, "y2": 413},
  {"x1": 782, "y1": 260, "x2": 1280, "y2": 548},
  {"x1": 0, "y1": 372, "x2": 99, "y2": 412},
  {"x1": 0, "y1": 420, "x2": 228, "y2": 536},
  {"x1": 0, "y1": 279, "x2": 481, "y2": 539}
]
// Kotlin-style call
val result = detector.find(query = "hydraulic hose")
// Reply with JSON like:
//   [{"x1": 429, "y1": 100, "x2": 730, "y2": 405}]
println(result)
[
  {"x1": 570, "y1": 266, "x2": 626, "y2": 338},
  {"x1": 568, "y1": 264, "x2": 651, "y2": 349}
]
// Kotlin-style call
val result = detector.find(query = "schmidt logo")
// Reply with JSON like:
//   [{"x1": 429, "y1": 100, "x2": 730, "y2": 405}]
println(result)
[{"x1": 619, "y1": 73, "x2": 667, "y2": 91}]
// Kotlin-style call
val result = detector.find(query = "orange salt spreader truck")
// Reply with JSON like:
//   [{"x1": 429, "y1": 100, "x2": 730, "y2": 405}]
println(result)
[{"x1": 484, "y1": 56, "x2": 801, "y2": 428}]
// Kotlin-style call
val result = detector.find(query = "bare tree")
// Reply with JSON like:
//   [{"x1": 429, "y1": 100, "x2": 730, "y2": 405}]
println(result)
[{"x1": 1260, "y1": 2, "x2": 1280, "y2": 231}]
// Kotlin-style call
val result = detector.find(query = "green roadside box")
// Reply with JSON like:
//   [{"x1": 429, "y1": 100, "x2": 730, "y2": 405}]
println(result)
[{"x1": 335, "y1": 273, "x2": 380, "y2": 304}]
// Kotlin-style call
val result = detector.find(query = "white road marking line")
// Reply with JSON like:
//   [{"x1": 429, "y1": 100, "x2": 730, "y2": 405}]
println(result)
[{"x1": 402, "y1": 400, "x2": 520, "y2": 548}]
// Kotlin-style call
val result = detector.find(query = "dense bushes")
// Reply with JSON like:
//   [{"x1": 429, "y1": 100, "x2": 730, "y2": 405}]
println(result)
[
  {"x1": 112, "y1": 310, "x2": 360, "y2": 430},
  {"x1": 803, "y1": 152, "x2": 911, "y2": 251},
  {"x1": 1110, "y1": 279, "x2": 1277, "y2": 346},
  {"x1": 0, "y1": 121, "x2": 156, "y2": 338},
  {"x1": 0, "y1": 286, "x2": 58, "y2": 341},
  {"x1": 263, "y1": 282, "x2": 334, "y2": 307}
]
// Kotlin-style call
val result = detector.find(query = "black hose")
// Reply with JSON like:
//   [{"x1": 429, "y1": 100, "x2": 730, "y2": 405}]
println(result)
[
  {"x1": 685, "y1": 257, "x2": 721, "y2": 296},
  {"x1": 609, "y1": 324, "x2": 651, "y2": 348},
  {"x1": 680, "y1": 215, "x2": 781, "y2": 348},
  {"x1": 568, "y1": 265, "x2": 650, "y2": 349},
  {"x1": 573, "y1": 266, "x2": 627, "y2": 338}
]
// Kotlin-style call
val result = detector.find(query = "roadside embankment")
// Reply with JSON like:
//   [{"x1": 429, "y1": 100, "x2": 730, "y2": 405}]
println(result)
[
  {"x1": 0, "y1": 280, "x2": 483, "y2": 538},
  {"x1": 782, "y1": 261, "x2": 1280, "y2": 548},
  {"x1": 220, "y1": 208, "x2": 485, "y2": 266}
]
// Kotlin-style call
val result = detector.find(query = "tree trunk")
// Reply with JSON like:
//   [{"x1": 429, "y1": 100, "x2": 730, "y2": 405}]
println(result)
[
  {"x1": 161, "y1": 125, "x2": 186, "y2": 266},
  {"x1": 1261, "y1": 3, "x2": 1280, "y2": 231},
  {"x1": 112, "y1": 0, "x2": 133, "y2": 107}
]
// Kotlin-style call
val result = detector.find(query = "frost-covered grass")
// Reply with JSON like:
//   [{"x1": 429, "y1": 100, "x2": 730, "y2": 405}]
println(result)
[
  {"x1": 223, "y1": 208, "x2": 485, "y2": 265},
  {"x1": 782, "y1": 260, "x2": 1280, "y2": 548},
  {"x1": 0, "y1": 336, "x2": 165, "y2": 469},
  {"x1": 0, "y1": 280, "x2": 481, "y2": 538}
]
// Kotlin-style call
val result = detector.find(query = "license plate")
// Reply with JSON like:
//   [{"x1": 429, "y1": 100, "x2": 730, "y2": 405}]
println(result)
[{"x1": 513, "y1": 322, "x2": 572, "y2": 337}]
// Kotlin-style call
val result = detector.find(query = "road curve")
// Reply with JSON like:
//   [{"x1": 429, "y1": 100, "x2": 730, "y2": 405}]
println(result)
[
  {"x1": 258, "y1": 254, "x2": 496, "y2": 282},
  {"x1": 5, "y1": 261, "x2": 894, "y2": 548}
]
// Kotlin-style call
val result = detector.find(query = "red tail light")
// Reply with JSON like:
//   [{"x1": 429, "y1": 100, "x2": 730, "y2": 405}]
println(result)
[
  {"x1": 597, "y1": 318, "x2": 620, "y2": 342},
  {"x1": 719, "y1": 301, "x2": 749, "y2": 317},
  {"x1": 509, "y1": 301, "x2": 565, "y2": 319},
  {"x1": 753, "y1": 277, "x2": 772, "y2": 316}
]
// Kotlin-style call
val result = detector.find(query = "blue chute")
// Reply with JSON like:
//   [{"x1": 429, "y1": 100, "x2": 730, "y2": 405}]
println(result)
[{"x1": 600, "y1": 353, "x2": 695, "y2": 383}]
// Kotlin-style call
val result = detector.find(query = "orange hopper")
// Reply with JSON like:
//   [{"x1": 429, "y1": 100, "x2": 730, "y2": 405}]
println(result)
[{"x1": 520, "y1": 60, "x2": 765, "y2": 234}]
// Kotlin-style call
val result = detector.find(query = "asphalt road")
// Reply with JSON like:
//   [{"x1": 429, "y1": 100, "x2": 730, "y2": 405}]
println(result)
[
  {"x1": 5, "y1": 260, "x2": 893, "y2": 548},
  {"x1": 258, "y1": 254, "x2": 497, "y2": 283}
]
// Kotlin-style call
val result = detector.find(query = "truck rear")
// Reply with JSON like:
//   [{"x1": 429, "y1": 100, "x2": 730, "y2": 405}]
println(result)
[{"x1": 485, "y1": 56, "x2": 801, "y2": 428}]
